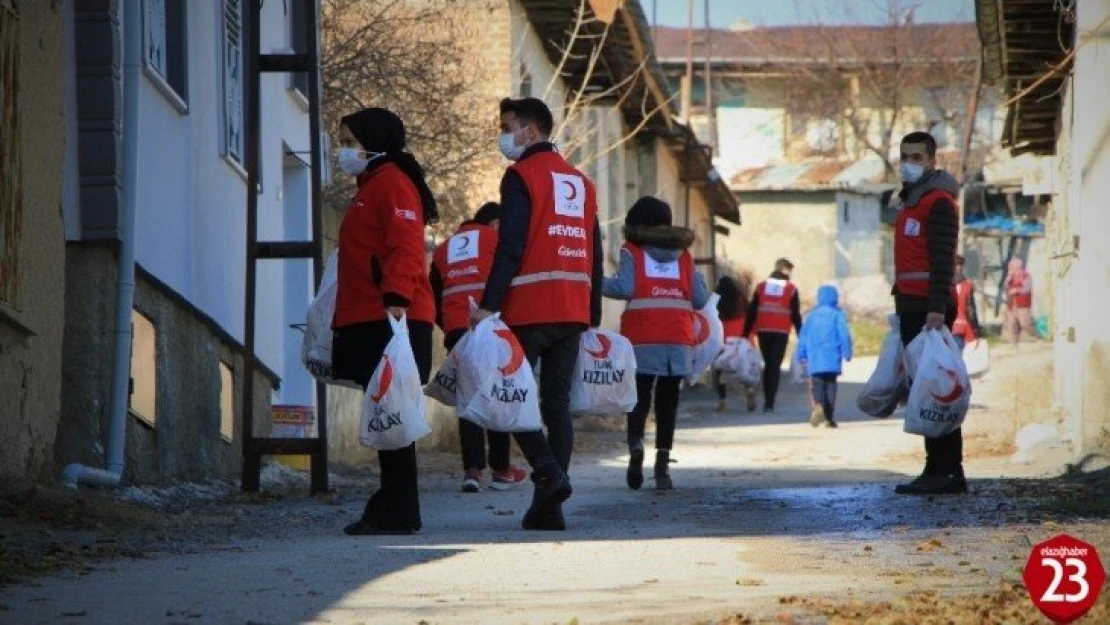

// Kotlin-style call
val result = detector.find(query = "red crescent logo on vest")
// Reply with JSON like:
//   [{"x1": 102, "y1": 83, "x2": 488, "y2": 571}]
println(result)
[
  {"x1": 495, "y1": 328, "x2": 525, "y2": 376},
  {"x1": 585, "y1": 333, "x2": 612, "y2": 359},
  {"x1": 930, "y1": 367, "x2": 965, "y2": 404},
  {"x1": 692, "y1": 312, "x2": 710, "y2": 344},
  {"x1": 370, "y1": 355, "x2": 393, "y2": 402},
  {"x1": 561, "y1": 180, "x2": 578, "y2": 201}
]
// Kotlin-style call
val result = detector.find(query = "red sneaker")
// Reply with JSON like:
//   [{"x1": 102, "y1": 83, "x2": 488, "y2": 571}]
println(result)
[{"x1": 489, "y1": 465, "x2": 528, "y2": 490}]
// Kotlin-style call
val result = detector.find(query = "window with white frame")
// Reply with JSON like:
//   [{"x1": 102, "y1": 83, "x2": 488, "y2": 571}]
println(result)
[
  {"x1": 288, "y1": 0, "x2": 310, "y2": 99},
  {"x1": 142, "y1": 0, "x2": 188, "y2": 107},
  {"x1": 223, "y1": 0, "x2": 246, "y2": 165}
]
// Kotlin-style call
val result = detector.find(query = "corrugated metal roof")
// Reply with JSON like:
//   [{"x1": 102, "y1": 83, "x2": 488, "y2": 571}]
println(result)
[{"x1": 730, "y1": 157, "x2": 891, "y2": 192}]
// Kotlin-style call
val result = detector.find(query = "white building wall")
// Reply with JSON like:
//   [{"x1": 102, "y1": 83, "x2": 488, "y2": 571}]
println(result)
[
  {"x1": 834, "y1": 191, "x2": 882, "y2": 279},
  {"x1": 1053, "y1": 0, "x2": 1110, "y2": 456},
  {"x1": 132, "y1": 1, "x2": 313, "y2": 404},
  {"x1": 511, "y1": 0, "x2": 567, "y2": 124}
]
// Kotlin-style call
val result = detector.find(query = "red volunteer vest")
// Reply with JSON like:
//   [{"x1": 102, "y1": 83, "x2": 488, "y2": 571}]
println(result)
[
  {"x1": 500, "y1": 151, "x2": 597, "y2": 326},
  {"x1": 894, "y1": 188, "x2": 958, "y2": 298},
  {"x1": 952, "y1": 279, "x2": 977, "y2": 341},
  {"x1": 433, "y1": 223, "x2": 497, "y2": 334},
  {"x1": 1007, "y1": 272, "x2": 1032, "y2": 308},
  {"x1": 752, "y1": 279, "x2": 796, "y2": 334},
  {"x1": 619, "y1": 243, "x2": 695, "y2": 346}
]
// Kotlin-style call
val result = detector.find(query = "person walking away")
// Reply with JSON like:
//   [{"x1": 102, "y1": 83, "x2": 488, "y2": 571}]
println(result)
[
  {"x1": 952, "y1": 254, "x2": 983, "y2": 350},
  {"x1": 1004, "y1": 256, "x2": 1038, "y2": 346},
  {"x1": 890, "y1": 131, "x2": 967, "y2": 496},
  {"x1": 331, "y1": 108, "x2": 437, "y2": 535},
  {"x1": 714, "y1": 276, "x2": 757, "y2": 413},
  {"x1": 430, "y1": 202, "x2": 528, "y2": 493},
  {"x1": 603, "y1": 197, "x2": 709, "y2": 490},
  {"x1": 469, "y1": 97, "x2": 604, "y2": 530},
  {"x1": 743, "y1": 258, "x2": 802, "y2": 412},
  {"x1": 796, "y1": 285, "x2": 853, "y2": 428}
]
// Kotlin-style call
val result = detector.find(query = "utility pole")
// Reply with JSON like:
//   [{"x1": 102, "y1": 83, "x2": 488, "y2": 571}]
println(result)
[
  {"x1": 681, "y1": 0, "x2": 694, "y2": 122},
  {"x1": 704, "y1": 0, "x2": 715, "y2": 155}
]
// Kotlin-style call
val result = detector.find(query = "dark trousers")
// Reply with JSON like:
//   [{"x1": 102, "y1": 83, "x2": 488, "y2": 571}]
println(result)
[
  {"x1": 445, "y1": 329, "x2": 511, "y2": 472},
  {"x1": 756, "y1": 332, "x2": 789, "y2": 408},
  {"x1": 899, "y1": 310, "x2": 963, "y2": 476},
  {"x1": 628, "y1": 374, "x2": 681, "y2": 450},
  {"x1": 508, "y1": 323, "x2": 585, "y2": 474},
  {"x1": 810, "y1": 372, "x2": 839, "y2": 421},
  {"x1": 333, "y1": 318, "x2": 433, "y2": 530}
]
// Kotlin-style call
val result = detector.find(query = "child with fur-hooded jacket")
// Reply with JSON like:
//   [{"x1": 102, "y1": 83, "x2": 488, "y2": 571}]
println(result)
[{"x1": 603, "y1": 197, "x2": 709, "y2": 491}]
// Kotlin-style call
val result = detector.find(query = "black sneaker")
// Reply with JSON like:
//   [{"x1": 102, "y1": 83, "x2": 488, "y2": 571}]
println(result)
[
  {"x1": 521, "y1": 464, "x2": 572, "y2": 531},
  {"x1": 826, "y1": 419, "x2": 839, "y2": 429},
  {"x1": 522, "y1": 502, "x2": 566, "y2": 531},
  {"x1": 627, "y1": 443, "x2": 645, "y2": 490},
  {"x1": 894, "y1": 472, "x2": 968, "y2": 495},
  {"x1": 654, "y1": 450, "x2": 674, "y2": 490}
]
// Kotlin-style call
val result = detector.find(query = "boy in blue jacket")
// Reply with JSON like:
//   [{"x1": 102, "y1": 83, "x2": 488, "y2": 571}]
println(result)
[{"x1": 796, "y1": 284, "x2": 853, "y2": 428}]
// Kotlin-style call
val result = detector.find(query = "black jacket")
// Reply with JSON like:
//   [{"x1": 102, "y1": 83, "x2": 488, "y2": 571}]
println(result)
[
  {"x1": 479, "y1": 142, "x2": 604, "y2": 326},
  {"x1": 742, "y1": 271, "x2": 803, "y2": 337}
]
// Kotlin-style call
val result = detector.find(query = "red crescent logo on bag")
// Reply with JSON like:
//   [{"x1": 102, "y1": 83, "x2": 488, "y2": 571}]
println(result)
[
  {"x1": 692, "y1": 312, "x2": 710, "y2": 344},
  {"x1": 585, "y1": 333, "x2": 612, "y2": 359},
  {"x1": 930, "y1": 367, "x2": 964, "y2": 404},
  {"x1": 495, "y1": 328, "x2": 525, "y2": 376},
  {"x1": 370, "y1": 355, "x2": 393, "y2": 402}
]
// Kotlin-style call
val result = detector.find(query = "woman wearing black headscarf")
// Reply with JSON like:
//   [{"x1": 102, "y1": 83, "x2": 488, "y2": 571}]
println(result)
[{"x1": 331, "y1": 107, "x2": 438, "y2": 535}]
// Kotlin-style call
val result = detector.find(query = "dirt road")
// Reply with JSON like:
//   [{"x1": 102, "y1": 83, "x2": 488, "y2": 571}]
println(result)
[{"x1": 2, "y1": 344, "x2": 1108, "y2": 624}]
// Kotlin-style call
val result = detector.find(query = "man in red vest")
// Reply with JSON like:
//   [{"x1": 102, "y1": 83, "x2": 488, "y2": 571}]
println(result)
[
  {"x1": 891, "y1": 131, "x2": 966, "y2": 496},
  {"x1": 743, "y1": 258, "x2": 802, "y2": 412},
  {"x1": 430, "y1": 202, "x2": 528, "y2": 494},
  {"x1": 470, "y1": 97, "x2": 604, "y2": 530},
  {"x1": 951, "y1": 254, "x2": 982, "y2": 350},
  {"x1": 1004, "y1": 256, "x2": 1039, "y2": 345}
]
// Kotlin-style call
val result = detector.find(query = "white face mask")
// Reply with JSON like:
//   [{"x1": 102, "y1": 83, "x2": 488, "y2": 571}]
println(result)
[
  {"x1": 900, "y1": 162, "x2": 925, "y2": 184},
  {"x1": 499, "y1": 131, "x2": 525, "y2": 161},
  {"x1": 336, "y1": 147, "x2": 370, "y2": 176}
]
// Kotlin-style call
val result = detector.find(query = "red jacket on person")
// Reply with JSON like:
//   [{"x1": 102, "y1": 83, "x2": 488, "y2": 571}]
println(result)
[{"x1": 333, "y1": 162, "x2": 434, "y2": 328}]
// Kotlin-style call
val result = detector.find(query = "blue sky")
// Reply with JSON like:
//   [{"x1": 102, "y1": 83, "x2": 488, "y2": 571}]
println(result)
[{"x1": 646, "y1": 0, "x2": 974, "y2": 28}]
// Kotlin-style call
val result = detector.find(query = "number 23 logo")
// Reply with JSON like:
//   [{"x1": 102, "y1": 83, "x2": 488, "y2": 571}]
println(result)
[{"x1": 1040, "y1": 557, "x2": 1090, "y2": 603}]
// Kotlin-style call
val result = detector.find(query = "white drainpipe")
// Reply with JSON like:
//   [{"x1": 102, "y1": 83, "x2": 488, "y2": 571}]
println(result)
[{"x1": 63, "y1": 0, "x2": 141, "y2": 489}]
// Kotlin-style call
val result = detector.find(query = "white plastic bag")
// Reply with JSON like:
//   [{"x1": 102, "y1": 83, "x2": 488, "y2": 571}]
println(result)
[
  {"x1": 456, "y1": 315, "x2": 542, "y2": 432},
  {"x1": 300, "y1": 250, "x2": 361, "y2": 389},
  {"x1": 904, "y1": 328, "x2": 971, "y2": 438},
  {"x1": 685, "y1": 293, "x2": 724, "y2": 385},
  {"x1": 424, "y1": 333, "x2": 469, "y2": 407},
  {"x1": 962, "y1": 339, "x2": 990, "y2": 378},
  {"x1": 359, "y1": 314, "x2": 431, "y2": 450},
  {"x1": 790, "y1": 348, "x2": 808, "y2": 384},
  {"x1": 714, "y1": 338, "x2": 762, "y2": 386},
  {"x1": 570, "y1": 328, "x2": 638, "y2": 415},
  {"x1": 857, "y1": 314, "x2": 908, "y2": 417}
]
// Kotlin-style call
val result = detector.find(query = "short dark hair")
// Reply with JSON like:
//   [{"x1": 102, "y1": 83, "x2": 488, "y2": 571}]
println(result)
[
  {"x1": 775, "y1": 257, "x2": 794, "y2": 272},
  {"x1": 955, "y1": 254, "x2": 965, "y2": 266},
  {"x1": 499, "y1": 97, "x2": 554, "y2": 137},
  {"x1": 472, "y1": 201, "x2": 501, "y2": 225},
  {"x1": 901, "y1": 131, "x2": 938, "y2": 158}
]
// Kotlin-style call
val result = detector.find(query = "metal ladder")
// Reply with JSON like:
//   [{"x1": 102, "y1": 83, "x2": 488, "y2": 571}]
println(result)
[{"x1": 240, "y1": 0, "x2": 328, "y2": 494}]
